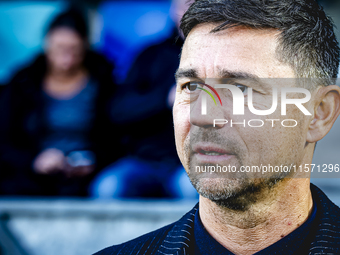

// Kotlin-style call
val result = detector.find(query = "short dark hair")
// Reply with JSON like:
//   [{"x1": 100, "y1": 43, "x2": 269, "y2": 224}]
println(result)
[
  {"x1": 47, "y1": 7, "x2": 88, "y2": 40},
  {"x1": 180, "y1": 0, "x2": 339, "y2": 86}
]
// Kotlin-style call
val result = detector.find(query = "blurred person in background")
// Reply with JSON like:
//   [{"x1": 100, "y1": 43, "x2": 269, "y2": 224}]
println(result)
[
  {"x1": 90, "y1": 0, "x2": 197, "y2": 199},
  {"x1": 0, "y1": 8, "x2": 119, "y2": 196}
]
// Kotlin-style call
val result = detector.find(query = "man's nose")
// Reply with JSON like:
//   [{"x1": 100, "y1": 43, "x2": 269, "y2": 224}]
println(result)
[{"x1": 190, "y1": 94, "x2": 226, "y2": 128}]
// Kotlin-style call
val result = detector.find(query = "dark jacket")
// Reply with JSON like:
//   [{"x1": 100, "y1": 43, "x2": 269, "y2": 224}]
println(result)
[
  {"x1": 0, "y1": 51, "x2": 119, "y2": 196},
  {"x1": 94, "y1": 184, "x2": 340, "y2": 255}
]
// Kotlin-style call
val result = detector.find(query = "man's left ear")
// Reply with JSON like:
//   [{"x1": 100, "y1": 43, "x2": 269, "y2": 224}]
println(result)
[{"x1": 307, "y1": 85, "x2": 340, "y2": 143}]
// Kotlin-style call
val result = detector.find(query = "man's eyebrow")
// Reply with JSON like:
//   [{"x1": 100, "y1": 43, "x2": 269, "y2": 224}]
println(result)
[
  {"x1": 175, "y1": 68, "x2": 199, "y2": 80},
  {"x1": 218, "y1": 69, "x2": 260, "y2": 80},
  {"x1": 175, "y1": 68, "x2": 260, "y2": 82}
]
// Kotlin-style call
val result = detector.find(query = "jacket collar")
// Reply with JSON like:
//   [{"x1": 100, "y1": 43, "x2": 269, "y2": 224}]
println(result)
[
  {"x1": 308, "y1": 183, "x2": 340, "y2": 254},
  {"x1": 156, "y1": 184, "x2": 340, "y2": 255},
  {"x1": 156, "y1": 203, "x2": 198, "y2": 255}
]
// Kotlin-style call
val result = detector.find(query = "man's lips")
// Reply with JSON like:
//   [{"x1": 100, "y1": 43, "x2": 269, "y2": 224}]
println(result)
[
  {"x1": 192, "y1": 143, "x2": 235, "y2": 164},
  {"x1": 193, "y1": 142, "x2": 232, "y2": 154}
]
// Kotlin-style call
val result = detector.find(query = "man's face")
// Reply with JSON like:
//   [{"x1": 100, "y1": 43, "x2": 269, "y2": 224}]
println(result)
[{"x1": 173, "y1": 24, "x2": 313, "y2": 208}]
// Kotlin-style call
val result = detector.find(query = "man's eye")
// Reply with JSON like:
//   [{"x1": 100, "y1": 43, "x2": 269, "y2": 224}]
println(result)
[
  {"x1": 182, "y1": 82, "x2": 201, "y2": 92},
  {"x1": 235, "y1": 84, "x2": 248, "y2": 94}
]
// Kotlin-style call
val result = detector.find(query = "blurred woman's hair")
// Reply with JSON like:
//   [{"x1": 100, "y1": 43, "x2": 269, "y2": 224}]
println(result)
[{"x1": 46, "y1": 7, "x2": 88, "y2": 40}]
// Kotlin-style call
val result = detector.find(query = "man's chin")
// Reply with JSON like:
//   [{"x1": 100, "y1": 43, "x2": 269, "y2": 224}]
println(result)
[{"x1": 190, "y1": 177, "x2": 283, "y2": 211}]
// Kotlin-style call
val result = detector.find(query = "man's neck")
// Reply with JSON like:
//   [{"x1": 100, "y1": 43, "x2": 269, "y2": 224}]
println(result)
[{"x1": 199, "y1": 178, "x2": 313, "y2": 255}]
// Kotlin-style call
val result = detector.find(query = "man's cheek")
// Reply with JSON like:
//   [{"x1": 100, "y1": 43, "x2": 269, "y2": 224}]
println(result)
[
  {"x1": 174, "y1": 103, "x2": 190, "y2": 129},
  {"x1": 173, "y1": 104, "x2": 191, "y2": 164}
]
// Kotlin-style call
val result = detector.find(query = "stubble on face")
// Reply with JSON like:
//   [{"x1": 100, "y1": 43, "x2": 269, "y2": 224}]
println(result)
[{"x1": 183, "y1": 128, "x2": 289, "y2": 211}]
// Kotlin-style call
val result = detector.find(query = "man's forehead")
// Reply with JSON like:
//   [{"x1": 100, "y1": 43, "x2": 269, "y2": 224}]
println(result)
[
  {"x1": 179, "y1": 24, "x2": 295, "y2": 79},
  {"x1": 183, "y1": 24, "x2": 280, "y2": 49}
]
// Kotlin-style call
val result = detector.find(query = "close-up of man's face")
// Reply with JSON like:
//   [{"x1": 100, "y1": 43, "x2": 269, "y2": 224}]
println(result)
[{"x1": 174, "y1": 24, "x2": 322, "y2": 208}]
